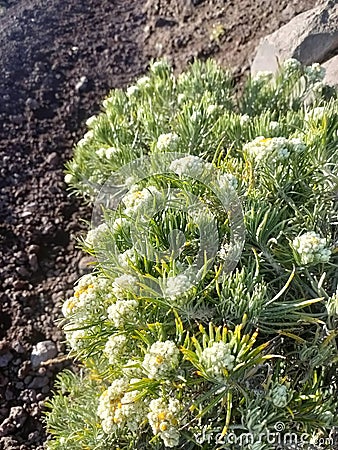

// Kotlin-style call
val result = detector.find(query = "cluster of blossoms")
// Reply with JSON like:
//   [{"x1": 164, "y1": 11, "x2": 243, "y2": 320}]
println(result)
[
  {"x1": 270, "y1": 383, "x2": 290, "y2": 408},
  {"x1": 156, "y1": 132, "x2": 179, "y2": 151},
  {"x1": 104, "y1": 334, "x2": 127, "y2": 365},
  {"x1": 62, "y1": 274, "x2": 112, "y2": 318},
  {"x1": 62, "y1": 274, "x2": 114, "y2": 351},
  {"x1": 122, "y1": 185, "x2": 162, "y2": 216},
  {"x1": 170, "y1": 155, "x2": 212, "y2": 178},
  {"x1": 96, "y1": 146, "x2": 119, "y2": 160},
  {"x1": 107, "y1": 299, "x2": 138, "y2": 328},
  {"x1": 243, "y1": 136, "x2": 306, "y2": 163},
  {"x1": 117, "y1": 248, "x2": 137, "y2": 270},
  {"x1": 282, "y1": 58, "x2": 302, "y2": 75},
  {"x1": 148, "y1": 397, "x2": 181, "y2": 448},
  {"x1": 304, "y1": 62, "x2": 326, "y2": 83},
  {"x1": 200, "y1": 341, "x2": 235, "y2": 380},
  {"x1": 292, "y1": 231, "x2": 331, "y2": 265},
  {"x1": 142, "y1": 340, "x2": 180, "y2": 380},
  {"x1": 84, "y1": 223, "x2": 109, "y2": 248},
  {"x1": 97, "y1": 378, "x2": 145, "y2": 434},
  {"x1": 163, "y1": 273, "x2": 195, "y2": 299},
  {"x1": 112, "y1": 273, "x2": 138, "y2": 299}
]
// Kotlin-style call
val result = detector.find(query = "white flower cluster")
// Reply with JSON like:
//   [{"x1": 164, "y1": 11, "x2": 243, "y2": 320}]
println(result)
[
  {"x1": 282, "y1": 58, "x2": 301, "y2": 74},
  {"x1": 142, "y1": 340, "x2": 180, "y2": 380},
  {"x1": 64, "y1": 173, "x2": 74, "y2": 184},
  {"x1": 123, "y1": 185, "x2": 162, "y2": 216},
  {"x1": 206, "y1": 104, "x2": 218, "y2": 116},
  {"x1": 112, "y1": 273, "x2": 138, "y2": 299},
  {"x1": 104, "y1": 334, "x2": 127, "y2": 365},
  {"x1": 126, "y1": 85, "x2": 139, "y2": 97},
  {"x1": 200, "y1": 341, "x2": 235, "y2": 379},
  {"x1": 85, "y1": 115, "x2": 97, "y2": 127},
  {"x1": 156, "y1": 132, "x2": 179, "y2": 151},
  {"x1": 150, "y1": 60, "x2": 170, "y2": 73},
  {"x1": 117, "y1": 248, "x2": 136, "y2": 269},
  {"x1": 163, "y1": 273, "x2": 194, "y2": 299},
  {"x1": 84, "y1": 223, "x2": 109, "y2": 248},
  {"x1": 64, "y1": 328, "x2": 87, "y2": 351},
  {"x1": 239, "y1": 114, "x2": 250, "y2": 125},
  {"x1": 97, "y1": 378, "x2": 144, "y2": 433},
  {"x1": 77, "y1": 129, "x2": 94, "y2": 147},
  {"x1": 62, "y1": 274, "x2": 111, "y2": 318},
  {"x1": 96, "y1": 146, "x2": 119, "y2": 159},
  {"x1": 107, "y1": 299, "x2": 138, "y2": 327},
  {"x1": 270, "y1": 383, "x2": 289, "y2": 408},
  {"x1": 244, "y1": 136, "x2": 306, "y2": 163},
  {"x1": 292, "y1": 231, "x2": 331, "y2": 265},
  {"x1": 126, "y1": 75, "x2": 151, "y2": 97},
  {"x1": 304, "y1": 62, "x2": 326, "y2": 83},
  {"x1": 170, "y1": 155, "x2": 211, "y2": 178},
  {"x1": 137, "y1": 75, "x2": 151, "y2": 87},
  {"x1": 148, "y1": 397, "x2": 181, "y2": 448}
]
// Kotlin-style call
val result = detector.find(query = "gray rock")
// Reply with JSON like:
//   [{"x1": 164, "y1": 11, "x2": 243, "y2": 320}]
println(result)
[
  {"x1": 0, "y1": 352, "x2": 13, "y2": 368},
  {"x1": 323, "y1": 54, "x2": 338, "y2": 85},
  {"x1": 30, "y1": 341, "x2": 57, "y2": 367},
  {"x1": 28, "y1": 376, "x2": 49, "y2": 390},
  {"x1": 252, "y1": 0, "x2": 338, "y2": 74},
  {"x1": 78, "y1": 255, "x2": 96, "y2": 274}
]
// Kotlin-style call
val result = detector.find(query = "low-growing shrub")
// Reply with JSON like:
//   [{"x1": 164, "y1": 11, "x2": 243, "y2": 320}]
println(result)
[{"x1": 46, "y1": 59, "x2": 338, "y2": 450}]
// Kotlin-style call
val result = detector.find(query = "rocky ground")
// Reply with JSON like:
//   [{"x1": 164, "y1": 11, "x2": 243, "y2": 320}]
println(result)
[{"x1": 0, "y1": 0, "x2": 318, "y2": 448}]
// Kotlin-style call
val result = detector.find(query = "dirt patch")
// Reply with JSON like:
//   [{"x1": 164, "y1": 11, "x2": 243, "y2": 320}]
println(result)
[{"x1": 0, "y1": 0, "x2": 318, "y2": 448}]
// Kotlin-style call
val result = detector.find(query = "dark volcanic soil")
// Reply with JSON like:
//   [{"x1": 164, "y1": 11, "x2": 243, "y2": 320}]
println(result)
[{"x1": 0, "y1": 0, "x2": 318, "y2": 448}]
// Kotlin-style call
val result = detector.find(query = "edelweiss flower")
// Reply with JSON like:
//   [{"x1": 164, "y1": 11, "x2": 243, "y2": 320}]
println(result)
[
  {"x1": 84, "y1": 223, "x2": 109, "y2": 248},
  {"x1": 126, "y1": 85, "x2": 139, "y2": 97},
  {"x1": 62, "y1": 274, "x2": 111, "y2": 318},
  {"x1": 170, "y1": 155, "x2": 211, "y2": 178},
  {"x1": 107, "y1": 299, "x2": 138, "y2": 327},
  {"x1": 142, "y1": 340, "x2": 180, "y2": 379},
  {"x1": 123, "y1": 185, "x2": 162, "y2": 216},
  {"x1": 201, "y1": 341, "x2": 235, "y2": 379},
  {"x1": 96, "y1": 147, "x2": 119, "y2": 159},
  {"x1": 148, "y1": 397, "x2": 181, "y2": 448},
  {"x1": 64, "y1": 173, "x2": 74, "y2": 184},
  {"x1": 292, "y1": 231, "x2": 331, "y2": 265},
  {"x1": 112, "y1": 274, "x2": 138, "y2": 299},
  {"x1": 136, "y1": 75, "x2": 151, "y2": 87},
  {"x1": 85, "y1": 115, "x2": 97, "y2": 127},
  {"x1": 282, "y1": 58, "x2": 301, "y2": 74},
  {"x1": 163, "y1": 273, "x2": 194, "y2": 299},
  {"x1": 97, "y1": 378, "x2": 130, "y2": 432},
  {"x1": 304, "y1": 62, "x2": 326, "y2": 82},
  {"x1": 104, "y1": 334, "x2": 127, "y2": 365},
  {"x1": 156, "y1": 132, "x2": 179, "y2": 151},
  {"x1": 244, "y1": 136, "x2": 306, "y2": 163}
]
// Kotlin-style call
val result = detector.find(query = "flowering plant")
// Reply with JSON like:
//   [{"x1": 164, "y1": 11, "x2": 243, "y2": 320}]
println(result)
[{"x1": 46, "y1": 59, "x2": 338, "y2": 449}]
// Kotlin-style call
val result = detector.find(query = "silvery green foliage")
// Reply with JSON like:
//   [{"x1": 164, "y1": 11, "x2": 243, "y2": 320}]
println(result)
[{"x1": 46, "y1": 59, "x2": 338, "y2": 450}]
